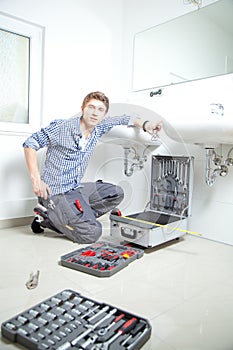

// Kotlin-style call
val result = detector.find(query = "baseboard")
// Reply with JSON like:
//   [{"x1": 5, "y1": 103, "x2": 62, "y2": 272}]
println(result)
[{"x1": 0, "y1": 216, "x2": 33, "y2": 229}]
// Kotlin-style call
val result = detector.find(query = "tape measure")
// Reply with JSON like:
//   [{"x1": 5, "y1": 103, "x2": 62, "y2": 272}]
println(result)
[{"x1": 121, "y1": 215, "x2": 202, "y2": 237}]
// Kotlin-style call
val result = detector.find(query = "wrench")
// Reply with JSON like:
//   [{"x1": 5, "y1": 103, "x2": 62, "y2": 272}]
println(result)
[
  {"x1": 25, "y1": 270, "x2": 40, "y2": 289},
  {"x1": 151, "y1": 128, "x2": 159, "y2": 141},
  {"x1": 79, "y1": 334, "x2": 99, "y2": 349},
  {"x1": 183, "y1": 162, "x2": 188, "y2": 190},
  {"x1": 179, "y1": 161, "x2": 184, "y2": 185},
  {"x1": 98, "y1": 313, "x2": 125, "y2": 335},
  {"x1": 175, "y1": 161, "x2": 180, "y2": 181},
  {"x1": 56, "y1": 308, "x2": 117, "y2": 350},
  {"x1": 157, "y1": 161, "x2": 162, "y2": 182},
  {"x1": 91, "y1": 317, "x2": 137, "y2": 350}
]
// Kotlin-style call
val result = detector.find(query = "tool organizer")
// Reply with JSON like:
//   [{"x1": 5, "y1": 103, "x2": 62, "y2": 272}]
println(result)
[
  {"x1": 110, "y1": 155, "x2": 194, "y2": 248},
  {"x1": 60, "y1": 241, "x2": 144, "y2": 277},
  {"x1": 1, "y1": 289, "x2": 151, "y2": 350}
]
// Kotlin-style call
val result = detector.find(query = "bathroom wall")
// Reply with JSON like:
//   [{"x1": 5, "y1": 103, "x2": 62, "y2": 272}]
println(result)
[
  {"x1": 0, "y1": 0, "x2": 124, "y2": 226},
  {"x1": 120, "y1": 0, "x2": 233, "y2": 245},
  {"x1": 1, "y1": 0, "x2": 233, "y2": 246}
]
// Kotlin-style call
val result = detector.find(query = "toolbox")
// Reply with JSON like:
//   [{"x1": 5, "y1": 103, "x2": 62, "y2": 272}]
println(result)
[
  {"x1": 60, "y1": 241, "x2": 144, "y2": 277},
  {"x1": 1, "y1": 289, "x2": 151, "y2": 350},
  {"x1": 110, "y1": 155, "x2": 194, "y2": 248}
]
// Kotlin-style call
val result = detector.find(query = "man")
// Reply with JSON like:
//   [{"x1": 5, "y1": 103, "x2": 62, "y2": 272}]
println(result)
[{"x1": 23, "y1": 91, "x2": 161, "y2": 243}]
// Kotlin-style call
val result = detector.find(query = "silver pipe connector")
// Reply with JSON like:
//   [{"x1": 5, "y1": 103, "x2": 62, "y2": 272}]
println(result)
[
  {"x1": 205, "y1": 148, "x2": 229, "y2": 186},
  {"x1": 123, "y1": 146, "x2": 147, "y2": 177}
]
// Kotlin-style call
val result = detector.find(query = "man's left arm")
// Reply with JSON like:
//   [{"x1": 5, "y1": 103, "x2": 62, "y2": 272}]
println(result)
[{"x1": 99, "y1": 115, "x2": 162, "y2": 136}]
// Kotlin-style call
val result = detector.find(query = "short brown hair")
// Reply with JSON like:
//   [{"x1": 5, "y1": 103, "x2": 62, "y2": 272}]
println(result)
[{"x1": 81, "y1": 91, "x2": 109, "y2": 113}]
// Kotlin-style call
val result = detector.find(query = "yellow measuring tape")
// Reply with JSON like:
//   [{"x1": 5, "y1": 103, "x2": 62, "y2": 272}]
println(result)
[{"x1": 121, "y1": 215, "x2": 202, "y2": 237}]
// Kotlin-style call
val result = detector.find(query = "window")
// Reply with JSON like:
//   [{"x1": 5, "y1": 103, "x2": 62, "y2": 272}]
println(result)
[{"x1": 0, "y1": 12, "x2": 44, "y2": 134}]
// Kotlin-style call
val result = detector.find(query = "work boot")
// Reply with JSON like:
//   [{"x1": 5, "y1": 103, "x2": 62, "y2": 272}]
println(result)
[
  {"x1": 31, "y1": 206, "x2": 48, "y2": 234},
  {"x1": 31, "y1": 216, "x2": 44, "y2": 233}
]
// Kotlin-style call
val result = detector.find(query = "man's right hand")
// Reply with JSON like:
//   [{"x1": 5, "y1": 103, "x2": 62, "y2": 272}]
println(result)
[{"x1": 32, "y1": 178, "x2": 51, "y2": 199}]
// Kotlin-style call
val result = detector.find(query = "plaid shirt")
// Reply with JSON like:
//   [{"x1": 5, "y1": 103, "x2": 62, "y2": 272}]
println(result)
[{"x1": 23, "y1": 114, "x2": 133, "y2": 195}]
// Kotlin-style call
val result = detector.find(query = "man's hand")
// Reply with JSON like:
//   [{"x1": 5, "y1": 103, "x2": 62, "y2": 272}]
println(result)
[
  {"x1": 24, "y1": 147, "x2": 51, "y2": 200},
  {"x1": 143, "y1": 121, "x2": 162, "y2": 135},
  {"x1": 133, "y1": 118, "x2": 162, "y2": 135},
  {"x1": 31, "y1": 178, "x2": 51, "y2": 200}
]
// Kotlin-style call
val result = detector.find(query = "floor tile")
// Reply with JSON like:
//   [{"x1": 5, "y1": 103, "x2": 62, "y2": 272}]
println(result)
[{"x1": 0, "y1": 224, "x2": 233, "y2": 349}]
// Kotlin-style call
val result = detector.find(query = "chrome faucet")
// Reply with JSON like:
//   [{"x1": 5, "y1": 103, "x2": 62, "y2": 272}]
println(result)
[{"x1": 210, "y1": 103, "x2": 224, "y2": 116}]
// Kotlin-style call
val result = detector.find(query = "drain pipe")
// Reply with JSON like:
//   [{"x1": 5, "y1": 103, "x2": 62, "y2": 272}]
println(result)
[
  {"x1": 123, "y1": 146, "x2": 146, "y2": 177},
  {"x1": 205, "y1": 148, "x2": 216, "y2": 186},
  {"x1": 124, "y1": 147, "x2": 134, "y2": 177},
  {"x1": 205, "y1": 147, "x2": 229, "y2": 186}
]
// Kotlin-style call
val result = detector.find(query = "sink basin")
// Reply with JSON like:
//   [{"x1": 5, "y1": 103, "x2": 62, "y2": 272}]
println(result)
[
  {"x1": 100, "y1": 101, "x2": 233, "y2": 147},
  {"x1": 100, "y1": 103, "x2": 163, "y2": 147},
  {"x1": 162, "y1": 104, "x2": 233, "y2": 146}
]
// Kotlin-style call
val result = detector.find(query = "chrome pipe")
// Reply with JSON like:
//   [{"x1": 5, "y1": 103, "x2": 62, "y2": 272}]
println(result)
[{"x1": 205, "y1": 148, "x2": 216, "y2": 186}]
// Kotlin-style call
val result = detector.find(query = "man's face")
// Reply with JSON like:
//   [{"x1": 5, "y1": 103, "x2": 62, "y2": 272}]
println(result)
[{"x1": 82, "y1": 98, "x2": 107, "y2": 128}]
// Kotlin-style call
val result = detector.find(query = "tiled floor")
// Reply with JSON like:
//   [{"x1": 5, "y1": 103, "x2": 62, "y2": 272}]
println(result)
[{"x1": 1, "y1": 218, "x2": 233, "y2": 350}]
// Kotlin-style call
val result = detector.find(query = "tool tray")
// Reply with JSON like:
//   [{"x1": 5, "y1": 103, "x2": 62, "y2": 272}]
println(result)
[
  {"x1": 1, "y1": 289, "x2": 151, "y2": 350},
  {"x1": 60, "y1": 241, "x2": 144, "y2": 277}
]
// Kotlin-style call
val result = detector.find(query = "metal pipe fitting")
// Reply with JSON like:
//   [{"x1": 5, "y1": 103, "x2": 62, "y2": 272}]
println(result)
[
  {"x1": 205, "y1": 148, "x2": 229, "y2": 186},
  {"x1": 205, "y1": 148, "x2": 216, "y2": 186}
]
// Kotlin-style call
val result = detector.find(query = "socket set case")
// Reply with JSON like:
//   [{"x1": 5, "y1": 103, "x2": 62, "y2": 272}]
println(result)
[
  {"x1": 60, "y1": 241, "x2": 144, "y2": 277},
  {"x1": 1, "y1": 289, "x2": 151, "y2": 350},
  {"x1": 110, "y1": 155, "x2": 194, "y2": 248}
]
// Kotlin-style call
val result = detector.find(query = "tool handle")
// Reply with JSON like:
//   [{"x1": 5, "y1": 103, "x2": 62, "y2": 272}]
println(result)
[
  {"x1": 118, "y1": 317, "x2": 137, "y2": 335},
  {"x1": 75, "y1": 199, "x2": 83, "y2": 212},
  {"x1": 114, "y1": 313, "x2": 125, "y2": 323}
]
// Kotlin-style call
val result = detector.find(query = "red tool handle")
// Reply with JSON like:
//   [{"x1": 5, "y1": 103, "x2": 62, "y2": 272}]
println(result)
[
  {"x1": 118, "y1": 317, "x2": 137, "y2": 335},
  {"x1": 75, "y1": 199, "x2": 83, "y2": 212},
  {"x1": 114, "y1": 313, "x2": 125, "y2": 322}
]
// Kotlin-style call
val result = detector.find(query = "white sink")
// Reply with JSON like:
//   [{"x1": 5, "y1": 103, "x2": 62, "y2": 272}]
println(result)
[
  {"x1": 162, "y1": 104, "x2": 233, "y2": 146},
  {"x1": 100, "y1": 101, "x2": 233, "y2": 147}
]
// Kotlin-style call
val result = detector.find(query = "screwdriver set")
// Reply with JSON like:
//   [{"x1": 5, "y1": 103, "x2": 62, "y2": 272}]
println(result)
[
  {"x1": 1, "y1": 289, "x2": 151, "y2": 350},
  {"x1": 60, "y1": 241, "x2": 144, "y2": 277},
  {"x1": 110, "y1": 155, "x2": 194, "y2": 248}
]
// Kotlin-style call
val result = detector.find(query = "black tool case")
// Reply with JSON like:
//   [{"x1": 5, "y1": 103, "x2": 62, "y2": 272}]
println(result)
[
  {"x1": 110, "y1": 155, "x2": 194, "y2": 248},
  {"x1": 60, "y1": 241, "x2": 144, "y2": 277},
  {"x1": 1, "y1": 289, "x2": 151, "y2": 350}
]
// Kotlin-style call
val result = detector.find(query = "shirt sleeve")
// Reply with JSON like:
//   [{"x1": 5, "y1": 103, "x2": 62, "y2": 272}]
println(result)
[
  {"x1": 22, "y1": 119, "x2": 64, "y2": 150},
  {"x1": 97, "y1": 114, "x2": 137, "y2": 136}
]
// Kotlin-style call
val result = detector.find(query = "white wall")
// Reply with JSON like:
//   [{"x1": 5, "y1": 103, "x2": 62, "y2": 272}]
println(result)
[
  {"x1": 120, "y1": 0, "x2": 233, "y2": 245},
  {"x1": 1, "y1": 0, "x2": 233, "y2": 246}
]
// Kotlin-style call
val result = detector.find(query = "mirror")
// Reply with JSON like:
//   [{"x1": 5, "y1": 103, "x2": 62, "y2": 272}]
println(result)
[{"x1": 132, "y1": 0, "x2": 233, "y2": 91}]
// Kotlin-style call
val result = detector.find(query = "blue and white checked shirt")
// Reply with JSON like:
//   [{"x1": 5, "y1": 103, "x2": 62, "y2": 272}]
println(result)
[{"x1": 23, "y1": 114, "x2": 133, "y2": 195}]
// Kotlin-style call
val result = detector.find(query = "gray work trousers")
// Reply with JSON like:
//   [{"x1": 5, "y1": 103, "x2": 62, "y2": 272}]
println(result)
[{"x1": 41, "y1": 181, "x2": 124, "y2": 244}]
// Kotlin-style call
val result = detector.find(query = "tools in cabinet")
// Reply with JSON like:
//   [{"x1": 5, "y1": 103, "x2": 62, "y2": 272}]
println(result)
[
  {"x1": 110, "y1": 155, "x2": 194, "y2": 248},
  {"x1": 1, "y1": 289, "x2": 151, "y2": 350},
  {"x1": 150, "y1": 156, "x2": 192, "y2": 216}
]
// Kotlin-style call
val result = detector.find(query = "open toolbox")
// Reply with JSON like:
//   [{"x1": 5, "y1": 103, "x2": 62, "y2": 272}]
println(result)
[
  {"x1": 110, "y1": 155, "x2": 194, "y2": 248},
  {"x1": 1, "y1": 289, "x2": 151, "y2": 350},
  {"x1": 60, "y1": 241, "x2": 144, "y2": 277}
]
